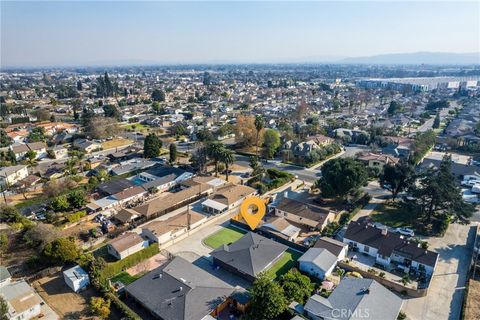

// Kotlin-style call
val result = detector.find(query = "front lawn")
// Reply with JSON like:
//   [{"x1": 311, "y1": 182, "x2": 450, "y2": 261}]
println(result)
[
  {"x1": 101, "y1": 138, "x2": 133, "y2": 150},
  {"x1": 370, "y1": 203, "x2": 414, "y2": 229},
  {"x1": 266, "y1": 249, "x2": 302, "y2": 279},
  {"x1": 203, "y1": 226, "x2": 246, "y2": 249},
  {"x1": 110, "y1": 272, "x2": 142, "y2": 285}
]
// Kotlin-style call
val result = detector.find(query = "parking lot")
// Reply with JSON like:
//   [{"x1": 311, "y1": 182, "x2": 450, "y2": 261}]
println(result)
[{"x1": 402, "y1": 223, "x2": 477, "y2": 320}]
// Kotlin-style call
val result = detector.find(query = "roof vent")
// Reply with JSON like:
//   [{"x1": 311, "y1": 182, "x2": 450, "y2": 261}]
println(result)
[
  {"x1": 381, "y1": 228, "x2": 387, "y2": 236},
  {"x1": 179, "y1": 286, "x2": 183, "y2": 292},
  {"x1": 361, "y1": 287, "x2": 370, "y2": 294}
]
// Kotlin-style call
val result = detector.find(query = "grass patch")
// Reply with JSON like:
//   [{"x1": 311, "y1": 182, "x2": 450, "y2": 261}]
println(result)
[
  {"x1": 267, "y1": 249, "x2": 302, "y2": 279},
  {"x1": 370, "y1": 203, "x2": 413, "y2": 229},
  {"x1": 102, "y1": 138, "x2": 133, "y2": 150},
  {"x1": 203, "y1": 226, "x2": 246, "y2": 249},
  {"x1": 110, "y1": 271, "x2": 142, "y2": 285}
]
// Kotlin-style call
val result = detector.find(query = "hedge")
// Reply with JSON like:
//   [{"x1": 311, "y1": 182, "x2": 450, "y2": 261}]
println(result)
[
  {"x1": 105, "y1": 292, "x2": 141, "y2": 320},
  {"x1": 99, "y1": 244, "x2": 159, "y2": 282}
]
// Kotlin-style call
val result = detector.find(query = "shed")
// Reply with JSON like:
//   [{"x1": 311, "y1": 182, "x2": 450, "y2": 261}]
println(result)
[{"x1": 63, "y1": 265, "x2": 90, "y2": 292}]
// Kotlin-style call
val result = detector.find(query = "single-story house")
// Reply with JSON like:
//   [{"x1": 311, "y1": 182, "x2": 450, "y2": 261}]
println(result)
[
  {"x1": 313, "y1": 237, "x2": 348, "y2": 261},
  {"x1": 0, "y1": 279, "x2": 51, "y2": 320},
  {"x1": 107, "y1": 232, "x2": 149, "y2": 260},
  {"x1": 298, "y1": 248, "x2": 338, "y2": 280},
  {"x1": 125, "y1": 256, "x2": 236, "y2": 320},
  {"x1": 201, "y1": 183, "x2": 257, "y2": 215},
  {"x1": 260, "y1": 216, "x2": 301, "y2": 241},
  {"x1": 304, "y1": 277, "x2": 403, "y2": 320},
  {"x1": 63, "y1": 265, "x2": 90, "y2": 292},
  {"x1": 211, "y1": 232, "x2": 288, "y2": 282},
  {"x1": 357, "y1": 152, "x2": 399, "y2": 169},
  {"x1": 274, "y1": 198, "x2": 335, "y2": 231}
]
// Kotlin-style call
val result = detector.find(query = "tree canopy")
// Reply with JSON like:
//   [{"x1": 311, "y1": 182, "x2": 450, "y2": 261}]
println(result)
[
  {"x1": 279, "y1": 269, "x2": 314, "y2": 304},
  {"x1": 263, "y1": 129, "x2": 281, "y2": 159},
  {"x1": 144, "y1": 133, "x2": 162, "y2": 158},
  {"x1": 379, "y1": 160, "x2": 414, "y2": 201},
  {"x1": 246, "y1": 273, "x2": 287, "y2": 320},
  {"x1": 42, "y1": 237, "x2": 80, "y2": 264}
]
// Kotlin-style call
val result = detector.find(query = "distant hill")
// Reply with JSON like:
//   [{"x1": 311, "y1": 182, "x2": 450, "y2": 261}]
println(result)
[{"x1": 340, "y1": 52, "x2": 480, "y2": 65}]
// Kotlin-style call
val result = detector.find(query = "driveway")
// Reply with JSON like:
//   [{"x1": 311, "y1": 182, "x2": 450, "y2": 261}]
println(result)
[{"x1": 402, "y1": 223, "x2": 477, "y2": 320}]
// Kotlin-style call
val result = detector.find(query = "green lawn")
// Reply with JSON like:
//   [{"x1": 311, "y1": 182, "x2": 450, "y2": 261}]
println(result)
[
  {"x1": 203, "y1": 226, "x2": 246, "y2": 249},
  {"x1": 110, "y1": 272, "x2": 142, "y2": 285},
  {"x1": 266, "y1": 249, "x2": 302, "y2": 279},
  {"x1": 370, "y1": 203, "x2": 414, "y2": 229}
]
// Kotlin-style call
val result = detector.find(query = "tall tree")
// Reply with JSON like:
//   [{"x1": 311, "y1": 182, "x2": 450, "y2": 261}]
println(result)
[
  {"x1": 220, "y1": 148, "x2": 235, "y2": 181},
  {"x1": 315, "y1": 157, "x2": 368, "y2": 199},
  {"x1": 169, "y1": 143, "x2": 177, "y2": 164},
  {"x1": 151, "y1": 89, "x2": 166, "y2": 102},
  {"x1": 263, "y1": 129, "x2": 281, "y2": 159},
  {"x1": 279, "y1": 269, "x2": 314, "y2": 304},
  {"x1": 247, "y1": 273, "x2": 287, "y2": 320},
  {"x1": 0, "y1": 130, "x2": 12, "y2": 148},
  {"x1": 76, "y1": 80, "x2": 83, "y2": 91},
  {"x1": 433, "y1": 112, "x2": 441, "y2": 129},
  {"x1": 254, "y1": 115, "x2": 265, "y2": 157},
  {"x1": 379, "y1": 160, "x2": 415, "y2": 201},
  {"x1": 206, "y1": 142, "x2": 224, "y2": 177},
  {"x1": 143, "y1": 133, "x2": 162, "y2": 158},
  {"x1": 42, "y1": 237, "x2": 80, "y2": 264}
]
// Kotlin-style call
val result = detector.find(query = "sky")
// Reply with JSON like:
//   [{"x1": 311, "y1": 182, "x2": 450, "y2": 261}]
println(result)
[{"x1": 1, "y1": 1, "x2": 479, "y2": 67}]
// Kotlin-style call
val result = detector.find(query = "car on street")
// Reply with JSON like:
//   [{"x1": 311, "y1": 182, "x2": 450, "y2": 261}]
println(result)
[{"x1": 394, "y1": 227, "x2": 415, "y2": 237}]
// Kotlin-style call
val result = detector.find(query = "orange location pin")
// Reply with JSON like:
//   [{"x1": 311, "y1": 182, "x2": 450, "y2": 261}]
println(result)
[{"x1": 240, "y1": 196, "x2": 266, "y2": 230}]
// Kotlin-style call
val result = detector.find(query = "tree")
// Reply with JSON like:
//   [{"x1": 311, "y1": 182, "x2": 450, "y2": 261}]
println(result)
[
  {"x1": 426, "y1": 100, "x2": 449, "y2": 111},
  {"x1": 27, "y1": 127, "x2": 46, "y2": 142},
  {"x1": 50, "y1": 195, "x2": 70, "y2": 211},
  {"x1": 68, "y1": 190, "x2": 86, "y2": 208},
  {"x1": 144, "y1": 133, "x2": 162, "y2": 158},
  {"x1": 151, "y1": 101, "x2": 165, "y2": 114},
  {"x1": 387, "y1": 101, "x2": 404, "y2": 116},
  {"x1": 296, "y1": 101, "x2": 308, "y2": 122},
  {"x1": 279, "y1": 269, "x2": 314, "y2": 304},
  {"x1": 379, "y1": 160, "x2": 415, "y2": 201},
  {"x1": 42, "y1": 237, "x2": 80, "y2": 264},
  {"x1": 0, "y1": 233, "x2": 8, "y2": 255},
  {"x1": 190, "y1": 146, "x2": 208, "y2": 173},
  {"x1": 207, "y1": 142, "x2": 224, "y2": 177},
  {"x1": 24, "y1": 223, "x2": 59, "y2": 250},
  {"x1": 411, "y1": 155, "x2": 475, "y2": 222},
  {"x1": 169, "y1": 143, "x2": 177, "y2": 164},
  {"x1": 85, "y1": 117, "x2": 120, "y2": 139},
  {"x1": 197, "y1": 128, "x2": 214, "y2": 142},
  {"x1": 235, "y1": 114, "x2": 260, "y2": 148},
  {"x1": 247, "y1": 273, "x2": 287, "y2": 320},
  {"x1": 220, "y1": 148, "x2": 235, "y2": 182},
  {"x1": 25, "y1": 150, "x2": 37, "y2": 164},
  {"x1": 89, "y1": 297, "x2": 111, "y2": 319},
  {"x1": 0, "y1": 296, "x2": 8, "y2": 320},
  {"x1": 77, "y1": 80, "x2": 83, "y2": 91},
  {"x1": 102, "y1": 104, "x2": 121, "y2": 120},
  {"x1": 151, "y1": 89, "x2": 166, "y2": 102},
  {"x1": 263, "y1": 129, "x2": 281, "y2": 159},
  {"x1": 171, "y1": 124, "x2": 187, "y2": 137},
  {"x1": 433, "y1": 112, "x2": 441, "y2": 129},
  {"x1": 315, "y1": 157, "x2": 368, "y2": 199},
  {"x1": 32, "y1": 108, "x2": 51, "y2": 121},
  {"x1": 0, "y1": 205, "x2": 21, "y2": 223},
  {"x1": 0, "y1": 130, "x2": 12, "y2": 148},
  {"x1": 254, "y1": 115, "x2": 265, "y2": 157}
]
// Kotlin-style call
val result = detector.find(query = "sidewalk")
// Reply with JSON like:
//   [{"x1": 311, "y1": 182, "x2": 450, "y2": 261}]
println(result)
[{"x1": 306, "y1": 149, "x2": 346, "y2": 171}]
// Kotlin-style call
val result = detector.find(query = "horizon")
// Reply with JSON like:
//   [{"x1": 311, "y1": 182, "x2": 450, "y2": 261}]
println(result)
[{"x1": 1, "y1": 1, "x2": 480, "y2": 68}]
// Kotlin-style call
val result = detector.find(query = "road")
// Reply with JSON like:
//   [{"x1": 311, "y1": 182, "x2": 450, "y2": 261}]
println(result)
[
  {"x1": 402, "y1": 223, "x2": 477, "y2": 320},
  {"x1": 417, "y1": 101, "x2": 457, "y2": 133}
]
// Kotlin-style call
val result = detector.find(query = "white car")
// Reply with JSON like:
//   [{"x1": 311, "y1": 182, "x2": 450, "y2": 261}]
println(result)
[
  {"x1": 461, "y1": 180, "x2": 478, "y2": 187},
  {"x1": 394, "y1": 227, "x2": 415, "y2": 237}
]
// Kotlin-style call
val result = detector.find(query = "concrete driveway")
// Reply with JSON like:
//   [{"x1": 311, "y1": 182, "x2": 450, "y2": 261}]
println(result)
[{"x1": 402, "y1": 223, "x2": 477, "y2": 320}]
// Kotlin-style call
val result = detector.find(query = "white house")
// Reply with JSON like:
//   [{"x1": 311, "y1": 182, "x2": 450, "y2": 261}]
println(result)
[
  {"x1": 63, "y1": 265, "x2": 90, "y2": 292},
  {"x1": 0, "y1": 165, "x2": 29, "y2": 188},
  {"x1": 0, "y1": 280, "x2": 47, "y2": 320},
  {"x1": 298, "y1": 248, "x2": 338, "y2": 280},
  {"x1": 107, "y1": 232, "x2": 149, "y2": 260},
  {"x1": 201, "y1": 184, "x2": 256, "y2": 215}
]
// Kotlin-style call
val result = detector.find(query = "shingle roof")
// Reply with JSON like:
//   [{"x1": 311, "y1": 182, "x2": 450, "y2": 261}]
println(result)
[
  {"x1": 305, "y1": 277, "x2": 403, "y2": 320},
  {"x1": 299, "y1": 248, "x2": 338, "y2": 273},
  {"x1": 211, "y1": 232, "x2": 288, "y2": 278},
  {"x1": 96, "y1": 179, "x2": 134, "y2": 196},
  {"x1": 108, "y1": 232, "x2": 145, "y2": 253},
  {"x1": 126, "y1": 257, "x2": 234, "y2": 320},
  {"x1": 276, "y1": 198, "x2": 331, "y2": 224},
  {"x1": 208, "y1": 183, "x2": 256, "y2": 206},
  {"x1": 142, "y1": 211, "x2": 205, "y2": 236},
  {"x1": 314, "y1": 236, "x2": 348, "y2": 257}
]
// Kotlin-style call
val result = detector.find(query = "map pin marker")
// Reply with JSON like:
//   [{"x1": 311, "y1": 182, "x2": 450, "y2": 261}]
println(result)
[{"x1": 240, "y1": 196, "x2": 266, "y2": 230}]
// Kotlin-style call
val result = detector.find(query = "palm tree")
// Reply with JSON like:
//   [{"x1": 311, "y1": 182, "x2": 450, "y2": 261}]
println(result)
[
  {"x1": 220, "y1": 148, "x2": 235, "y2": 182},
  {"x1": 254, "y1": 115, "x2": 265, "y2": 157},
  {"x1": 206, "y1": 142, "x2": 224, "y2": 177}
]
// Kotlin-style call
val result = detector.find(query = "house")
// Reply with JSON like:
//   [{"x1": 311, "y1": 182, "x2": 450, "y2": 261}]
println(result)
[
  {"x1": 63, "y1": 265, "x2": 90, "y2": 292},
  {"x1": 10, "y1": 144, "x2": 29, "y2": 160},
  {"x1": 344, "y1": 220, "x2": 439, "y2": 276},
  {"x1": 356, "y1": 152, "x2": 399, "y2": 169},
  {"x1": 275, "y1": 198, "x2": 335, "y2": 231},
  {"x1": 26, "y1": 142, "x2": 47, "y2": 159},
  {"x1": 110, "y1": 159, "x2": 157, "y2": 176},
  {"x1": 96, "y1": 179, "x2": 135, "y2": 197},
  {"x1": 0, "y1": 165, "x2": 29, "y2": 188},
  {"x1": 211, "y1": 232, "x2": 288, "y2": 282},
  {"x1": 141, "y1": 211, "x2": 206, "y2": 244},
  {"x1": 0, "y1": 266, "x2": 11, "y2": 288},
  {"x1": 313, "y1": 236, "x2": 348, "y2": 261},
  {"x1": 49, "y1": 145, "x2": 69, "y2": 159},
  {"x1": 298, "y1": 248, "x2": 338, "y2": 280},
  {"x1": 111, "y1": 186, "x2": 146, "y2": 205},
  {"x1": 107, "y1": 232, "x2": 149, "y2": 260},
  {"x1": 125, "y1": 256, "x2": 236, "y2": 320},
  {"x1": 112, "y1": 208, "x2": 139, "y2": 224},
  {"x1": 304, "y1": 277, "x2": 403, "y2": 320},
  {"x1": 260, "y1": 216, "x2": 301, "y2": 241},
  {"x1": 0, "y1": 279, "x2": 55, "y2": 320},
  {"x1": 201, "y1": 183, "x2": 257, "y2": 215},
  {"x1": 136, "y1": 166, "x2": 193, "y2": 192},
  {"x1": 74, "y1": 139, "x2": 101, "y2": 153}
]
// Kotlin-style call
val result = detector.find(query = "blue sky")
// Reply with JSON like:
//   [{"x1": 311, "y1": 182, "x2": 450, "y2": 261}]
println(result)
[{"x1": 1, "y1": 1, "x2": 479, "y2": 67}]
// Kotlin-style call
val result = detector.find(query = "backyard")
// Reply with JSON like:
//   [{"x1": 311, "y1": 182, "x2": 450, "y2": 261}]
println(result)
[
  {"x1": 266, "y1": 249, "x2": 302, "y2": 279},
  {"x1": 202, "y1": 225, "x2": 246, "y2": 249},
  {"x1": 370, "y1": 203, "x2": 415, "y2": 229}
]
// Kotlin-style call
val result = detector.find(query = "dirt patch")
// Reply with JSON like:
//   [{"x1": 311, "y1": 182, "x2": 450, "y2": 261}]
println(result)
[
  {"x1": 126, "y1": 252, "x2": 168, "y2": 275},
  {"x1": 32, "y1": 272, "x2": 95, "y2": 319},
  {"x1": 465, "y1": 278, "x2": 480, "y2": 320}
]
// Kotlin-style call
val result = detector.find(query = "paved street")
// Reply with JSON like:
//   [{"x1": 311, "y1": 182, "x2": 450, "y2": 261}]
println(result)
[{"x1": 402, "y1": 223, "x2": 477, "y2": 320}]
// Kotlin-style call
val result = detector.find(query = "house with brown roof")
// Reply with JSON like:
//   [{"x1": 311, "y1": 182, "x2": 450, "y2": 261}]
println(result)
[
  {"x1": 260, "y1": 216, "x2": 301, "y2": 241},
  {"x1": 141, "y1": 210, "x2": 206, "y2": 244},
  {"x1": 112, "y1": 208, "x2": 140, "y2": 224},
  {"x1": 344, "y1": 220, "x2": 438, "y2": 276},
  {"x1": 201, "y1": 183, "x2": 257, "y2": 215},
  {"x1": 107, "y1": 232, "x2": 149, "y2": 260},
  {"x1": 10, "y1": 142, "x2": 47, "y2": 160},
  {"x1": 357, "y1": 152, "x2": 399, "y2": 169},
  {"x1": 274, "y1": 198, "x2": 335, "y2": 231}
]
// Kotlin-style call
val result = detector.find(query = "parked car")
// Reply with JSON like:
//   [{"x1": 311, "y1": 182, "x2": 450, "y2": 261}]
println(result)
[
  {"x1": 461, "y1": 180, "x2": 478, "y2": 187},
  {"x1": 394, "y1": 227, "x2": 415, "y2": 237}
]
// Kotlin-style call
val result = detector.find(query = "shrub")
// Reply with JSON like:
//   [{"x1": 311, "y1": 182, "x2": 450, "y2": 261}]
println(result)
[
  {"x1": 104, "y1": 292, "x2": 141, "y2": 320},
  {"x1": 379, "y1": 272, "x2": 386, "y2": 278},
  {"x1": 67, "y1": 210, "x2": 86, "y2": 223}
]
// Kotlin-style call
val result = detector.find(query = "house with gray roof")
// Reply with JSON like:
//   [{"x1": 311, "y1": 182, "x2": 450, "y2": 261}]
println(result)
[
  {"x1": 125, "y1": 256, "x2": 236, "y2": 320},
  {"x1": 298, "y1": 248, "x2": 338, "y2": 280},
  {"x1": 304, "y1": 277, "x2": 403, "y2": 320},
  {"x1": 211, "y1": 232, "x2": 288, "y2": 282}
]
